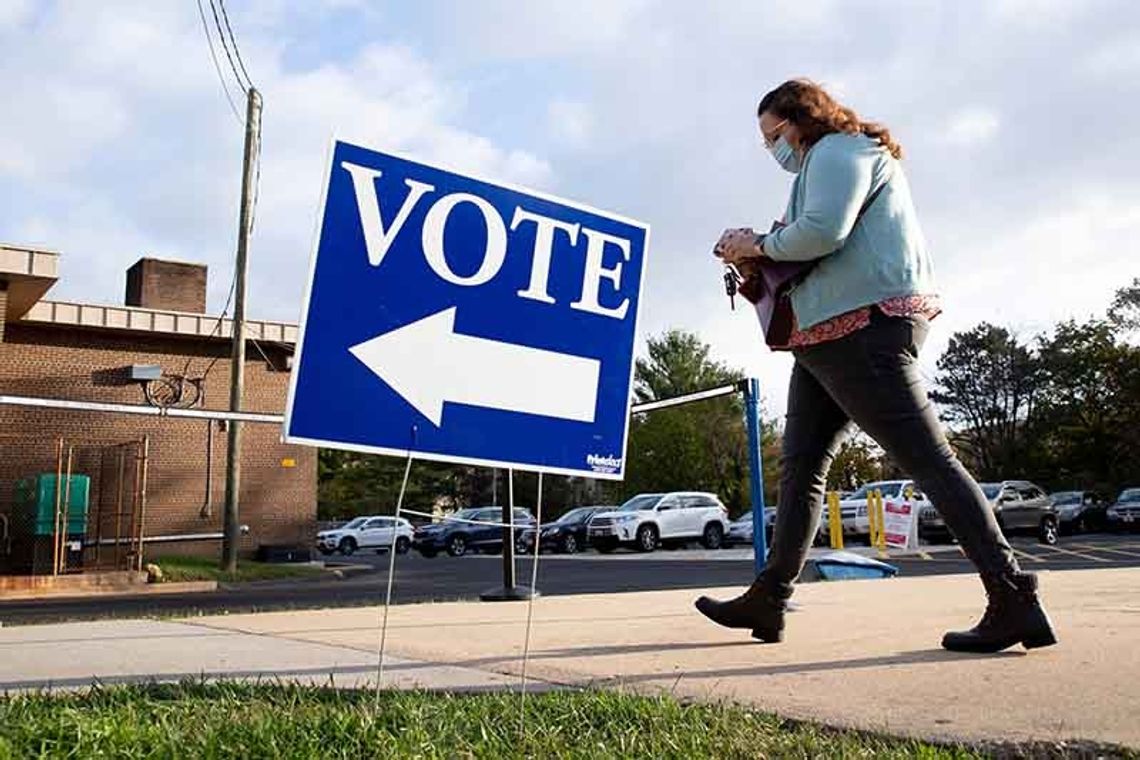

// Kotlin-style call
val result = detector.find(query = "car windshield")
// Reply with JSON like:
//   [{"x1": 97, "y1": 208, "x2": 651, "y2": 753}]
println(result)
[
  {"x1": 1117, "y1": 489, "x2": 1140, "y2": 503},
  {"x1": 980, "y1": 484, "x2": 1002, "y2": 499},
  {"x1": 735, "y1": 511, "x2": 753, "y2": 523},
  {"x1": 849, "y1": 482, "x2": 903, "y2": 499},
  {"x1": 341, "y1": 517, "x2": 367, "y2": 530},
  {"x1": 618, "y1": 494, "x2": 663, "y2": 512},
  {"x1": 1051, "y1": 492, "x2": 1081, "y2": 505},
  {"x1": 557, "y1": 507, "x2": 594, "y2": 524}
]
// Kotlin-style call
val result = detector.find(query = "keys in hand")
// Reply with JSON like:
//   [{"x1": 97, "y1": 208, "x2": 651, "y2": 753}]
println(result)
[{"x1": 723, "y1": 266, "x2": 743, "y2": 310}]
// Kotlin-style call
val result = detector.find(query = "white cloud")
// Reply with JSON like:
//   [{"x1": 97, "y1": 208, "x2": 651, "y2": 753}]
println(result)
[
  {"x1": 0, "y1": 0, "x2": 32, "y2": 29},
  {"x1": 547, "y1": 99, "x2": 593, "y2": 148},
  {"x1": 988, "y1": 0, "x2": 1085, "y2": 25},
  {"x1": 939, "y1": 108, "x2": 1000, "y2": 147},
  {"x1": 0, "y1": 2, "x2": 552, "y2": 322},
  {"x1": 443, "y1": 0, "x2": 653, "y2": 60},
  {"x1": 1081, "y1": 33, "x2": 1140, "y2": 77}
]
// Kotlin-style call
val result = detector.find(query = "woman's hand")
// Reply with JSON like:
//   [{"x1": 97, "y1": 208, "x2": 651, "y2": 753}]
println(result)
[{"x1": 713, "y1": 227, "x2": 764, "y2": 266}]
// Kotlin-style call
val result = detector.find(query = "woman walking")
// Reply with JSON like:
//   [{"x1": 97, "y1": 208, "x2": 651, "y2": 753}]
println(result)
[{"x1": 699, "y1": 79, "x2": 1056, "y2": 653}]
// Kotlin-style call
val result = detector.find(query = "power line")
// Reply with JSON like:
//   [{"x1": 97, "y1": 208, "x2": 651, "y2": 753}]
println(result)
[
  {"x1": 207, "y1": 0, "x2": 248, "y2": 94},
  {"x1": 216, "y1": 0, "x2": 254, "y2": 89},
  {"x1": 181, "y1": 273, "x2": 237, "y2": 381},
  {"x1": 195, "y1": 0, "x2": 242, "y2": 123}
]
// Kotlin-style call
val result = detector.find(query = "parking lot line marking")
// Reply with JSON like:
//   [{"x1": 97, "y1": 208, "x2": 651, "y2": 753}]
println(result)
[
  {"x1": 1112, "y1": 542, "x2": 1140, "y2": 552},
  {"x1": 1011, "y1": 548, "x2": 1046, "y2": 563},
  {"x1": 1035, "y1": 544, "x2": 1109, "y2": 563},
  {"x1": 1071, "y1": 544, "x2": 1140, "y2": 560}
]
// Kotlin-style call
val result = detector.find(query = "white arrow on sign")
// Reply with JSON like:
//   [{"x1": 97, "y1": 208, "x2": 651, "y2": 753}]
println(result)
[{"x1": 348, "y1": 307, "x2": 601, "y2": 427}]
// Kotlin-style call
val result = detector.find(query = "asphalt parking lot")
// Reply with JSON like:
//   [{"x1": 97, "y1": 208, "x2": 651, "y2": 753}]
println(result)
[{"x1": 1, "y1": 532, "x2": 1137, "y2": 626}]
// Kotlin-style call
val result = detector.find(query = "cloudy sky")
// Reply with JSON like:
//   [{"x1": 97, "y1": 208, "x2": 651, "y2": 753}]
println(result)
[{"x1": 2, "y1": 0, "x2": 1138, "y2": 418}]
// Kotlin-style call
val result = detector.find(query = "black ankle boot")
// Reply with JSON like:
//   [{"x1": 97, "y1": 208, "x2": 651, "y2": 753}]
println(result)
[
  {"x1": 694, "y1": 575, "x2": 793, "y2": 642},
  {"x1": 942, "y1": 571, "x2": 1058, "y2": 653}
]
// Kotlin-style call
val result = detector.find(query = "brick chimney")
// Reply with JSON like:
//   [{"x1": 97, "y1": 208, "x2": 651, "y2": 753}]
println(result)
[{"x1": 125, "y1": 258, "x2": 207, "y2": 314}]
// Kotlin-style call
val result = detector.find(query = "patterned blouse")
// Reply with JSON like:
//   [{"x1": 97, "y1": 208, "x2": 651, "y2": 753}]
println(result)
[{"x1": 777, "y1": 294, "x2": 942, "y2": 350}]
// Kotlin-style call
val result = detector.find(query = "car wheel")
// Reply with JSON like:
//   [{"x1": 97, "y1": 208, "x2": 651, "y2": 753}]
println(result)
[
  {"x1": 701, "y1": 523, "x2": 724, "y2": 550},
  {"x1": 515, "y1": 535, "x2": 530, "y2": 555},
  {"x1": 338, "y1": 537, "x2": 357, "y2": 556},
  {"x1": 446, "y1": 534, "x2": 468, "y2": 557},
  {"x1": 1038, "y1": 517, "x2": 1058, "y2": 546},
  {"x1": 561, "y1": 534, "x2": 578, "y2": 554},
  {"x1": 635, "y1": 524, "x2": 658, "y2": 553},
  {"x1": 395, "y1": 536, "x2": 411, "y2": 555}
]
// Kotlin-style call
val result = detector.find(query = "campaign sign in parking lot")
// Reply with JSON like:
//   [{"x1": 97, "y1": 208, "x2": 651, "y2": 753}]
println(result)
[
  {"x1": 284, "y1": 140, "x2": 649, "y2": 479},
  {"x1": 884, "y1": 499, "x2": 919, "y2": 551}
]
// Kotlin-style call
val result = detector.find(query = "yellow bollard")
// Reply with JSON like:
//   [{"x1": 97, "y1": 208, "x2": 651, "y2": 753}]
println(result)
[
  {"x1": 827, "y1": 491, "x2": 844, "y2": 550},
  {"x1": 870, "y1": 489, "x2": 888, "y2": 556},
  {"x1": 866, "y1": 490, "x2": 876, "y2": 548}
]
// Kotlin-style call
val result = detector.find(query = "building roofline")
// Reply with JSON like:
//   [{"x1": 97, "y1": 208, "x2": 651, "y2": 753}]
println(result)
[{"x1": 19, "y1": 299, "x2": 298, "y2": 345}]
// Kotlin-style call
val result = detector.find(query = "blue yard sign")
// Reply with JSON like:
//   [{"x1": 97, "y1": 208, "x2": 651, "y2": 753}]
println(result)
[{"x1": 284, "y1": 140, "x2": 649, "y2": 479}]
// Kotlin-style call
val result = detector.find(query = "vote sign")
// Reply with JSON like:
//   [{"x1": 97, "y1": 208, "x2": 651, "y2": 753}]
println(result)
[{"x1": 284, "y1": 140, "x2": 649, "y2": 479}]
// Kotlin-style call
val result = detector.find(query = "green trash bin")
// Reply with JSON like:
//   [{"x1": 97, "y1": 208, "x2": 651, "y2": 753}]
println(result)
[{"x1": 13, "y1": 474, "x2": 90, "y2": 536}]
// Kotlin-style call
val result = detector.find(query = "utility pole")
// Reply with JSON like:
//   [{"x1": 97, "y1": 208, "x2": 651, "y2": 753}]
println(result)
[{"x1": 222, "y1": 87, "x2": 262, "y2": 572}]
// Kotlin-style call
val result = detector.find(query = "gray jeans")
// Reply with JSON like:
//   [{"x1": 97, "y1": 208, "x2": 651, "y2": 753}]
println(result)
[{"x1": 765, "y1": 309, "x2": 1019, "y2": 584}]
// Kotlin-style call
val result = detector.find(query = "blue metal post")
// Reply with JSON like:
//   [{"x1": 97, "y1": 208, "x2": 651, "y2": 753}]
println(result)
[{"x1": 743, "y1": 377, "x2": 768, "y2": 575}]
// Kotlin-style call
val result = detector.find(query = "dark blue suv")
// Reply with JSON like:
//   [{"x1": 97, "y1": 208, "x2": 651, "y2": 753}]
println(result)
[
  {"x1": 530, "y1": 506, "x2": 607, "y2": 554},
  {"x1": 413, "y1": 507, "x2": 535, "y2": 558}
]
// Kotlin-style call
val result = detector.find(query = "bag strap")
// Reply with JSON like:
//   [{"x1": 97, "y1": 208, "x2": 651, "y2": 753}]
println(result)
[{"x1": 853, "y1": 162, "x2": 892, "y2": 227}]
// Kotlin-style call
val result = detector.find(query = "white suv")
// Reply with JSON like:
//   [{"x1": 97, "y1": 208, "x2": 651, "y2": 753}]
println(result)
[
  {"x1": 587, "y1": 492, "x2": 730, "y2": 553},
  {"x1": 316, "y1": 515, "x2": 414, "y2": 556}
]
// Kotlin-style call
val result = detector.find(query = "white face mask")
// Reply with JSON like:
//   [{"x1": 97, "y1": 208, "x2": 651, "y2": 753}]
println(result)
[{"x1": 769, "y1": 135, "x2": 802, "y2": 173}]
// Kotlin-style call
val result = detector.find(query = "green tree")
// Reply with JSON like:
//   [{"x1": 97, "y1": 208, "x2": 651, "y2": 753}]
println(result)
[
  {"x1": 610, "y1": 330, "x2": 777, "y2": 513},
  {"x1": 826, "y1": 434, "x2": 888, "y2": 491},
  {"x1": 1108, "y1": 276, "x2": 1140, "y2": 334},
  {"x1": 930, "y1": 324, "x2": 1041, "y2": 479},
  {"x1": 317, "y1": 451, "x2": 466, "y2": 521},
  {"x1": 1031, "y1": 318, "x2": 1140, "y2": 494}
]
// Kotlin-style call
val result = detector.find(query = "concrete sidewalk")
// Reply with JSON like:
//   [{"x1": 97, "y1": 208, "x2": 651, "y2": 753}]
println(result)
[
  {"x1": 193, "y1": 567, "x2": 1139, "y2": 749},
  {"x1": 0, "y1": 618, "x2": 523, "y2": 692},
  {"x1": 0, "y1": 568, "x2": 1135, "y2": 749}
]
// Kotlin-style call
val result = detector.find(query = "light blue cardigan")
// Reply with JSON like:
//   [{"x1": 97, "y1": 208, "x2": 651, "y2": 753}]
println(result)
[{"x1": 760, "y1": 132, "x2": 936, "y2": 330}]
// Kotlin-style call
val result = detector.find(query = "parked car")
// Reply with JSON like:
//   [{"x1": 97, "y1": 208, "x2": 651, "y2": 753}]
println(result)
[
  {"x1": 725, "y1": 508, "x2": 777, "y2": 547},
  {"x1": 822, "y1": 480, "x2": 930, "y2": 542},
  {"x1": 922, "y1": 481, "x2": 1058, "y2": 545},
  {"x1": 1049, "y1": 490, "x2": 1108, "y2": 533},
  {"x1": 316, "y1": 516, "x2": 414, "y2": 556},
  {"x1": 1106, "y1": 488, "x2": 1140, "y2": 532},
  {"x1": 413, "y1": 507, "x2": 535, "y2": 558},
  {"x1": 530, "y1": 506, "x2": 607, "y2": 554},
  {"x1": 588, "y1": 492, "x2": 730, "y2": 553}
]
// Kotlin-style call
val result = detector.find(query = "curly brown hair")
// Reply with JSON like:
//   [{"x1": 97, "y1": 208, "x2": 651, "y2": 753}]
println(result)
[{"x1": 757, "y1": 79, "x2": 903, "y2": 159}]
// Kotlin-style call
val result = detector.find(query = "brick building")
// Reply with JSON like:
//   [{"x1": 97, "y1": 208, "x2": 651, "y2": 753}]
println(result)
[{"x1": 0, "y1": 243, "x2": 317, "y2": 571}]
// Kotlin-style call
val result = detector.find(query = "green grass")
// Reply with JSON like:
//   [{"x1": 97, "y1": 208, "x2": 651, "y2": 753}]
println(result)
[
  {"x1": 0, "y1": 682, "x2": 988, "y2": 759},
  {"x1": 150, "y1": 555, "x2": 325, "y2": 584}
]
